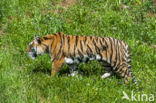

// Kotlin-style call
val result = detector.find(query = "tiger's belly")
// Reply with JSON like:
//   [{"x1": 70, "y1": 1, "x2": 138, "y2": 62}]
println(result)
[{"x1": 64, "y1": 54, "x2": 102, "y2": 64}]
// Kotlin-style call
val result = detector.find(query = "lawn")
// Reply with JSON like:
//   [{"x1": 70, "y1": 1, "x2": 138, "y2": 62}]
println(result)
[{"x1": 0, "y1": 0, "x2": 156, "y2": 103}]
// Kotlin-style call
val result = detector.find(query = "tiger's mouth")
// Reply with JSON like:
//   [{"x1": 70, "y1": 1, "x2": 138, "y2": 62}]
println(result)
[{"x1": 28, "y1": 52, "x2": 37, "y2": 59}]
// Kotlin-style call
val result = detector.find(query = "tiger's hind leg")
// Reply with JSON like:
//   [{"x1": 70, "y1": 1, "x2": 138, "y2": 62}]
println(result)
[
  {"x1": 116, "y1": 65, "x2": 137, "y2": 85},
  {"x1": 115, "y1": 64, "x2": 129, "y2": 83},
  {"x1": 101, "y1": 71, "x2": 113, "y2": 78},
  {"x1": 68, "y1": 64, "x2": 78, "y2": 77},
  {"x1": 124, "y1": 68, "x2": 138, "y2": 86},
  {"x1": 100, "y1": 62, "x2": 113, "y2": 79}
]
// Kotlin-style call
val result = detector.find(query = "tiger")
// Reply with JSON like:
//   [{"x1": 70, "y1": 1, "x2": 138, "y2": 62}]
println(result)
[{"x1": 26, "y1": 32, "x2": 137, "y2": 85}]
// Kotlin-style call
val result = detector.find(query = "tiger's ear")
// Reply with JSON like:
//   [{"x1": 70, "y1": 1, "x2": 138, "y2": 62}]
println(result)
[{"x1": 34, "y1": 36, "x2": 41, "y2": 44}]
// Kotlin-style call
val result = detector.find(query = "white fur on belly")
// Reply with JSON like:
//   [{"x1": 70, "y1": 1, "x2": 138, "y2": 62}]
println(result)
[
  {"x1": 65, "y1": 54, "x2": 102, "y2": 64},
  {"x1": 96, "y1": 55, "x2": 101, "y2": 60},
  {"x1": 65, "y1": 57, "x2": 74, "y2": 64}
]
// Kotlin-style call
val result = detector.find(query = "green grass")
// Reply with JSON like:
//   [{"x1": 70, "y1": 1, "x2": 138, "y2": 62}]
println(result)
[{"x1": 0, "y1": 0, "x2": 156, "y2": 103}]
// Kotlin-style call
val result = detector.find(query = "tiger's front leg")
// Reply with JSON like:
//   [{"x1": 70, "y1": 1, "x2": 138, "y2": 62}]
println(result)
[
  {"x1": 51, "y1": 58, "x2": 65, "y2": 76},
  {"x1": 68, "y1": 64, "x2": 78, "y2": 77}
]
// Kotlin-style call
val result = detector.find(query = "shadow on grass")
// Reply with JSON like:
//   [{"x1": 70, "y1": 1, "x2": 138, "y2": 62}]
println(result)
[
  {"x1": 32, "y1": 68, "x2": 51, "y2": 75},
  {"x1": 32, "y1": 66, "x2": 70, "y2": 76}
]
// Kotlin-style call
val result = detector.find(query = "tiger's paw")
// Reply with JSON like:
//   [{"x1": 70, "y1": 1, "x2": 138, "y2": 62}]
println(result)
[
  {"x1": 68, "y1": 71, "x2": 78, "y2": 77},
  {"x1": 101, "y1": 72, "x2": 112, "y2": 79}
]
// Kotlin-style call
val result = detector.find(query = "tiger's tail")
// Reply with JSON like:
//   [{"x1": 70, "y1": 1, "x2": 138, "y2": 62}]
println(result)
[{"x1": 126, "y1": 46, "x2": 138, "y2": 86}]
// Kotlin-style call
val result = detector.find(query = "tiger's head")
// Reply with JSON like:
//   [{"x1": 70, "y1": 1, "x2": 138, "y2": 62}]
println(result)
[{"x1": 26, "y1": 36, "x2": 49, "y2": 59}]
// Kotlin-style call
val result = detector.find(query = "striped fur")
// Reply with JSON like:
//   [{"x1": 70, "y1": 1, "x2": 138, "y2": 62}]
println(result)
[{"x1": 26, "y1": 32, "x2": 137, "y2": 85}]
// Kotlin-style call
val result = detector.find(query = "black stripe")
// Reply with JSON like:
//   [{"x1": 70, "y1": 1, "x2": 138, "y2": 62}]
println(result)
[
  {"x1": 124, "y1": 69, "x2": 128, "y2": 77},
  {"x1": 87, "y1": 44, "x2": 93, "y2": 54},
  {"x1": 118, "y1": 40, "x2": 122, "y2": 45},
  {"x1": 90, "y1": 36, "x2": 92, "y2": 40},
  {"x1": 122, "y1": 57, "x2": 127, "y2": 62},
  {"x1": 127, "y1": 47, "x2": 131, "y2": 65},
  {"x1": 56, "y1": 46, "x2": 62, "y2": 59},
  {"x1": 113, "y1": 39, "x2": 118, "y2": 68},
  {"x1": 75, "y1": 36, "x2": 79, "y2": 47},
  {"x1": 117, "y1": 67, "x2": 124, "y2": 73},
  {"x1": 42, "y1": 43, "x2": 48, "y2": 48},
  {"x1": 127, "y1": 46, "x2": 130, "y2": 52},
  {"x1": 115, "y1": 63, "x2": 120, "y2": 71},
  {"x1": 56, "y1": 47, "x2": 62, "y2": 59},
  {"x1": 53, "y1": 33, "x2": 57, "y2": 36},
  {"x1": 53, "y1": 42, "x2": 57, "y2": 53},
  {"x1": 51, "y1": 39, "x2": 54, "y2": 51},
  {"x1": 101, "y1": 62, "x2": 111, "y2": 67},
  {"x1": 50, "y1": 34, "x2": 56, "y2": 49},
  {"x1": 117, "y1": 62, "x2": 127, "y2": 71},
  {"x1": 112, "y1": 38, "x2": 116, "y2": 67},
  {"x1": 92, "y1": 39, "x2": 97, "y2": 53},
  {"x1": 96, "y1": 37, "x2": 99, "y2": 42},
  {"x1": 77, "y1": 57, "x2": 82, "y2": 62},
  {"x1": 42, "y1": 44, "x2": 49, "y2": 52},
  {"x1": 62, "y1": 34, "x2": 65, "y2": 57},
  {"x1": 116, "y1": 40, "x2": 121, "y2": 69},
  {"x1": 86, "y1": 49, "x2": 90, "y2": 56},
  {"x1": 108, "y1": 37, "x2": 113, "y2": 65},
  {"x1": 52, "y1": 44, "x2": 57, "y2": 62},
  {"x1": 127, "y1": 60, "x2": 131, "y2": 64},
  {"x1": 55, "y1": 34, "x2": 63, "y2": 59},
  {"x1": 78, "y1": 49, "x2": 83, "y2": 58},
  {"x1": 98, "y1": 52, "x2": 103, "y2": 60},
  {"x1": 52, "y1": 34, "x2": 57, "y2": 49},
  {"x1": 84, "y1": 36, "x2": 87, "y2": 44},
  {"x1": 127, "y1": 55, "x2": 131, "y2": 59},
  {"x1": 123, "y1": 43, "x2": 127, "y2": 52},
  {"x1": 62, "y1": 34, "x2": 65, "y2": 46},
  {"x1": 41, "y1": 43, "x2": 49, "y2": 53},
  {"x1": 67, "y1": 36, "x2": 70, "y2": 55},
  {"x1": 93, "y1": 39, "x2": 100, "y2": 54},
  {"x1": 128, "y1": 65, "x2": 131, "y2": 69},
  {"x1": 103, "y1": 65, "x2": 112, "y2": 68},
  {"x1": 103, "y1": 38, "x2": 108, "y2": 62},
  {"x1": 100, "y1": 39, "x2": 107, "y2": 50},
  {"x1": 74, "y1": 36, "x2": 79, "y2": 56},
  {"x1": 80, "y1": 41, "x2": 83, "y2": 52},
  {"x1": 102, "y1": 37, "x2": 105, "y2": 42},
  {"x1": 120, "y1": 44, "x2": 126, "y2": 58},
  {"x1": 118, "y1": 40, "x2": 123, "y2": 49},
  {"x1": 120, "y1": 69, "x2": 126, "y2": 76},
  {"x1": 59, "y1": 33, "x2": 62, "y2": 45},
  {"x1": 52, "y1": 34, "x2": 60, "y2": 60},
  {"x1": 43, "y1": 37, "x2": 48, "y2": 40},
  {"x1": 85, "y1": 57, "x2": 89, "y2": 62},
  {"x1": 119, "y1": 40, "x2": 126, "y2": 53},
  {"x1": 58, "y1": 33, "x2": 62, "y2": 44}
]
